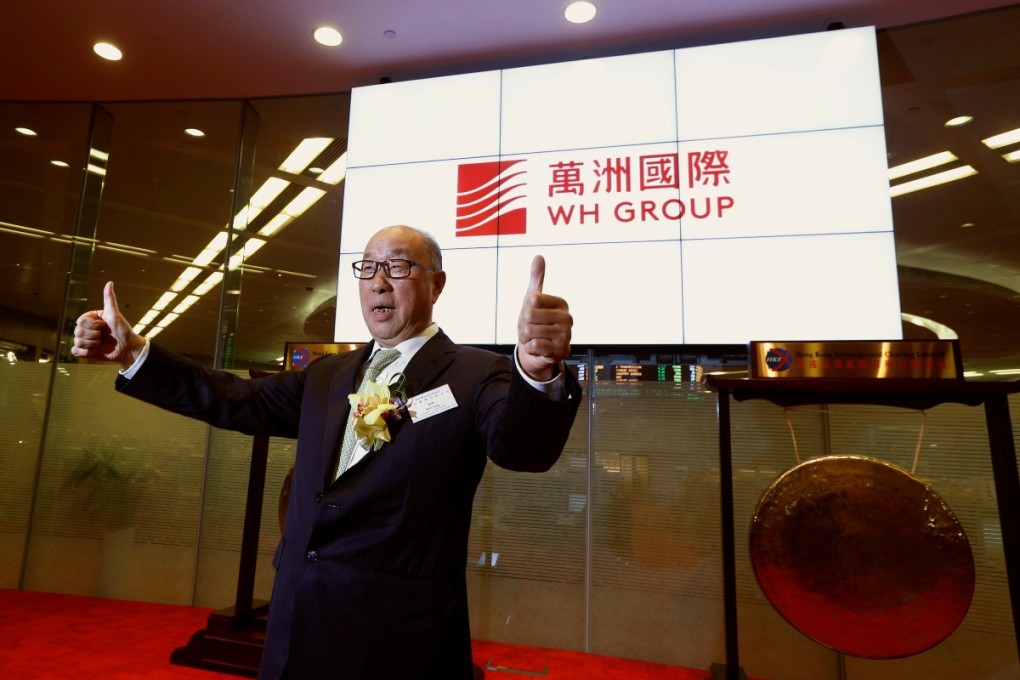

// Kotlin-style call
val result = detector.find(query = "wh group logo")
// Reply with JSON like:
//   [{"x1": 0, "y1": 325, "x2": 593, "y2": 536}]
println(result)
[
  {"x1": 456, "y1": 149, "x2": 735, "y2": 236},
  {"x1": 456, "y1": 160, "x2": 527, "y2": 237}
]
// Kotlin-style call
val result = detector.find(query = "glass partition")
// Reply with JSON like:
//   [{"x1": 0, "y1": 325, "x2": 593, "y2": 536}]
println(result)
[
  {"x1": 21, "y1": 100, "x2": 243, "y2": 601},
  {"x1": 586, "y1": 363, "x2": 731, "y2": 665},
  {"x1": 467, "y1": 357, "x2": 589, "y2": 650},
  {"x1": 192, "y1": 93, "x2": 349, "y2": 608},
  {"x1": 0, "y1": 102, "x2": 93, "y2": 588}
]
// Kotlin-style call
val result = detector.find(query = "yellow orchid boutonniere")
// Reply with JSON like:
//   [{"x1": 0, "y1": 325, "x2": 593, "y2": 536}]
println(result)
[{"x1": 348, "y1": 374, "x2": 408, "y2": 452}]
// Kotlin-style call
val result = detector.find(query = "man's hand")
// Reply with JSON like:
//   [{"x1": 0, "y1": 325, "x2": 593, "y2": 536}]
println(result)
[
  {"x1": 71, "y1": 281, "x2": 146, "y2": 370},
  {"x1": 517, "y1": 256, "x2": 572, "y2": 382}
]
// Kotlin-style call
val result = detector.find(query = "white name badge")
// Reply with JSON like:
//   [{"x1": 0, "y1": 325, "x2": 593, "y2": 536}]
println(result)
[{"x1": 406, "y1": 384, "x2": 458, "y2": 423}]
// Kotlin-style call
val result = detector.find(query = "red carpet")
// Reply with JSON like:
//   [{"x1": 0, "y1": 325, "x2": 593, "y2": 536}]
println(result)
[
  {"x1": 0, "y1": 589, "x2": 223, "y2": 679},
  {"x1": 473, "y1": 639, "x2": 714, "y2": 679},
  {"x1": 0, "y1": 589, "x2": 715, "y2": 679}
]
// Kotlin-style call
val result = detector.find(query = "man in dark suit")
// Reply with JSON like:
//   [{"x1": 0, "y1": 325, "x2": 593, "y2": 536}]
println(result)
[{"x1": 72, "y1": 225, "x2": 580, "y2": 679}]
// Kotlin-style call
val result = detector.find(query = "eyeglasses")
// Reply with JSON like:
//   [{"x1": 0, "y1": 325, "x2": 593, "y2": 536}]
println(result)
[{"x1": 351, "y1": 259, "x2": 438, "y2": 279}]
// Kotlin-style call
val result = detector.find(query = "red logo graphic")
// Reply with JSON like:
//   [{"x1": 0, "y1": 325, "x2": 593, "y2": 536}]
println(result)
[{"x1": 456, "y1": 160, "x2": 527, "y2": 237}]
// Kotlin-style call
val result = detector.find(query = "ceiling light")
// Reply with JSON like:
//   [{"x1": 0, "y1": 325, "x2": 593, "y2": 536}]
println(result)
[
  {"x1": 151, "y1": 291, "x2": 179, "y2": 311},
  {"x1": 15, "y1": 127, "x2": 37, "y2": 136},
  {"x1": 192, "y1": 231, "x2": 231, "y2": 267},
  {"x1": 280, "y1": 187, "x2": 327, "y2": 218},
  {"x1": 193, "y1": 271, "x2": 223, "y2": 296},
  {"x1": 169, "y1": 266, "x2": 203, "y2": 292},
  {"x1": 243, "y1": 238, "x2": 267, "y2": 258},
  {"x1": 227, "y1": 238, "x2": 268, "y2": 271},
  {"x1": 184, "y1": 128, "x2": 205, "y2": 137},
  {"x1": 51, "y1": 160, "x2": 69, "y2": 167},
  {"x1": 231, "y1": 206, "x2": 261, "y2": 230},
  {"x1": 944, "y1": 115, "x2": 973, "y2": 127},
  {"x1": 982, "y1": 127, "x2": 1020, "y2": 149},
  {"x1": 156, "y1": 313, "x2": 180, "y2": 328},
  {"x1": 1003, "y1": 149, "x2": 1020, "y2": 163},
  {"x1": 308, "y1": 167, "x2": 324, "y2": 175},
  {"x1": 103, "y1": 241, "x2": 156, "y2": 254},
  {"x1": 961, "y1": 222, "x2": 975, "y2": 228},
  {"x1": 991, "y1": 369, "x2": 1020, "y2": 376},
  {"x1": 232, "y1": 177, "x2": 292, "y2": 230},
  {"x1": 250, "y1": 177, "x2": 290, "y2": 209},
  {"x1": 279, "y1": 138, "x2": 333, "y2": 174},
  {"x1": 0, "y1": 226, "x2": 44, "y2": 239},
  {"x1": 172, "y1": 295, "x2": 201, "y2": 314},
  {"x1": 96, "y1": 243, "x2": 151, "y2": 257},
  {"x1": 316, "y1": 152, "x2": 348, "y2": 185},
  {"x1": 565, "y1": 1, "x2": 597, "y2": 23},
  {"x1": 87, "y1": 163, "x2": 107, "y2": 176},
  {"x1": 313, "y1": 26, "x2": 343, "y2": 47},
  {"x1": 890, "y1": 165, "x2": 977, "y2": 197},
  {"x1": 887, "y1": 151, "x2": 957, "y2": 180},
  {"x1": 93, "y1": 42, "x2": 123, "y2": 61},
  {"x1": 1, "y1": 221, "x2": 53, "y2": 237},
  {"x1": 257, "y1": 214, "x2": 293, "y2": 238}
]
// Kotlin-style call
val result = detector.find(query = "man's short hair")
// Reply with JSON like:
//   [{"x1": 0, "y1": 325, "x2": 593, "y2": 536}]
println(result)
[{"x1": 417, "y1": 228, "x2": 443, "y2": 270}]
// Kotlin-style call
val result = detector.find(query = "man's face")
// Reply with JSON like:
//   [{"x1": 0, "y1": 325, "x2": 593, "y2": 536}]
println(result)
[{"x1": 359, "y1": 226, "x2": 446, "y2": 348}]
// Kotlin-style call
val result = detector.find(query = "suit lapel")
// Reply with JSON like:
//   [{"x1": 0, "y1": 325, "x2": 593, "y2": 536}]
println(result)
[
  {"x1": 401, "y1": 330, "x2": 458, "y2": 399},
  {"x1": 322, "y1": 343, "x2": 373, "y2": 487},
  {"x1": 325, "y1": 331, "x2": 459, "y2": 486}
]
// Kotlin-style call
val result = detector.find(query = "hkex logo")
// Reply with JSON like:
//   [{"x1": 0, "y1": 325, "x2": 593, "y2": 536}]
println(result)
[
  {"x1": 765, "y1": 347, "x2": 794, "y2": 372},
  {"x1": 456, "y1": 160, "x2": 527, "y2": 236}
]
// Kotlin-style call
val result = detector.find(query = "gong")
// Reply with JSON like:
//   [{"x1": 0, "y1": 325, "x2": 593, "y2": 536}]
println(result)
[{"x1": 749, "y1": 455, "x2": 975, "y2": 659}]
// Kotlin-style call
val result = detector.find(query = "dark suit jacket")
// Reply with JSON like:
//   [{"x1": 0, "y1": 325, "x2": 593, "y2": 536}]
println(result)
[{"x1": 116, "y1": 330, "x2": 581, "y2": 680}]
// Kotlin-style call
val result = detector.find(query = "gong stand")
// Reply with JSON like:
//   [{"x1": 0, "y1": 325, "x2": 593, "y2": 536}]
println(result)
[
  {"x1": 170, "y1": 370, "x2": 274, "y2": 677},
  {"x1": 704, "y1": 375, "x2": 1020, "y2": 680}
]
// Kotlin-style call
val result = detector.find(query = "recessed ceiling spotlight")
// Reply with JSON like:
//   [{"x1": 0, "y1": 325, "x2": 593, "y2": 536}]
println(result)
[
  {"x1": 944, "y1": 115, "x2": 973, "y2": 127},
  {"x1": 961, "y1": 222, "x2": 975, "y2": 228},
  {"x1": 15, "y1": 127, "x2": 37, "y2": 136},
  {"x1": 51, "y1": 160, "x2": 69, "y2": 168},
  {"x1": 308, "y1": 166, "x2": 325, "y2": 174},
  {"x1": 93, "y1": 42, "x2": 123, "y2": 61},
  {"x1": 314, "y1": 26, "x2": 343, "y2": 47},
  {"x1": 184, "y1": 128, "x2": 206, "y2": 137},
  {"x1": 565, "y1": 1, "x2": 597, "y2": 24}
]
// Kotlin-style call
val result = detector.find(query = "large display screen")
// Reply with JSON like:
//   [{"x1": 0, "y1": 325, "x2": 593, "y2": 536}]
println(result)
[{"x1": 336, "y1": 27, "x2": 902, "y2": 346}]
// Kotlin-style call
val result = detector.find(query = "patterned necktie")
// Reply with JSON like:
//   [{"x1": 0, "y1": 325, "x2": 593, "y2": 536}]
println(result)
[{"x1": 336, "y1": 349, "x2": 401, "y2": 478}]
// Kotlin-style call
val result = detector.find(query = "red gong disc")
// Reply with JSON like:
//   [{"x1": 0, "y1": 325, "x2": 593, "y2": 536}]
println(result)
[{"x1": 749, "y1": 455, "x2": 975, "y2": 659}]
